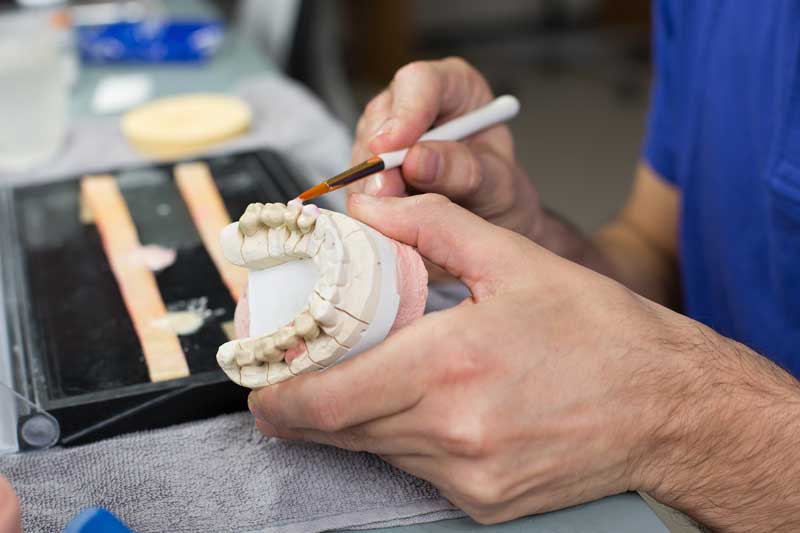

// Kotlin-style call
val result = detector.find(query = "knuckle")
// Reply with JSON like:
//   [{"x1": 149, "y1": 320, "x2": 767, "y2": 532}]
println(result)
[
  {"x1": 456, "y1": 467, "x2": 505, "y2": 508},
  {"x1": 421, "y1": 192, "x2": 451, "y2": 206},
  {"x1": 438, "y1": 413, "x2": 492, "y2": 458},
  {"x1": 364, "y1": 93, "x2": 385, "y2": 115},
  {"x1": 460, "y1": 150, "x2": 484, "y2": 196},
  {"x1": 394, "y1": 60, "x2": 435, "y2": 84},
  {"x1": 354, "y1": 115, "x2": 369, "y2": 138},
  {"x1": 412, "y1": 193, "x2": 451, "y2": 210},
  {"x1": 436, "y1": 346, "x2": 484, "y2": 383},
  {"x1": 442, "y1": 55, "x2": 473, "y2": 73}
]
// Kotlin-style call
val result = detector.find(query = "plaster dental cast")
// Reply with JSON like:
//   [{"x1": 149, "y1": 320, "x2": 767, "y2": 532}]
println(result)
[{"x1": 217, "y1": 201, "x2": 427, "y2": 387}]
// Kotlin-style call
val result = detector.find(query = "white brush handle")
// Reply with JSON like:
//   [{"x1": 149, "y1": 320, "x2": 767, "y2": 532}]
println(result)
[{"x1": 378, "y1": 95, "x2": 521, "y2": 169}]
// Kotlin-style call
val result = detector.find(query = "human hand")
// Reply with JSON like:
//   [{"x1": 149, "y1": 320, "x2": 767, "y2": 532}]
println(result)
[
  {"x1": 249, "y1": 193, "x2": 696, "y2": 523},
  {"x1": 0, "y1": 476, "x2": 21, "y2": 533},
  {"x1": 350, "y1": 58, "x2": 543, "y2": 243}
]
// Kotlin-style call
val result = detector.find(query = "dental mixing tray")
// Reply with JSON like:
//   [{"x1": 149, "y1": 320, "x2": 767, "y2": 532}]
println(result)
[{"x1": 0, "y1": 149, "x2": 328, "y2": 451}]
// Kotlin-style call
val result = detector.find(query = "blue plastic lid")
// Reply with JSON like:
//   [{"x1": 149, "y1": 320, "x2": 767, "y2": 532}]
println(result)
[{"x1": 64, "y1": 507, "x2": 133, "y2": 533}]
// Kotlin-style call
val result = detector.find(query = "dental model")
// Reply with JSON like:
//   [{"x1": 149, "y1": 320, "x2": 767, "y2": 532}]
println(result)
[{"x1": 216, "y1": 201, "x2": 428, "y2": 388}]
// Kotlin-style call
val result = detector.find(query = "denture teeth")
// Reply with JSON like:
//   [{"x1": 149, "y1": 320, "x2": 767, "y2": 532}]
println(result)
[
  {"x1": 267, "y1": 362, "x2": 293, "y2": 385},
  {"x1": 294, "y1": 312, "x2": 320, "y2": 340},
  {"x1": 220, "y1": 223, "x2": 246, "y2": 266},
  {"x1": 323, "y1": 261, "x2": 347, "y2": 287},
  {"x1": 288, "y1": 353, "x2": 319, "y2": 376},
  {"x1": 241, "y1": 364, "x2": 268, "y2": 388},
  {"x1": 305, "y1": 232, "x2": 325, "y2": 257},
  {"x1": 297, "y1": 204, "x2": 319, "y2": 234},
  {"x1": 239, "y1": 203, "x2": 263, "y2": 236},
  {"x1": 241, "y1": 228, "x2": 273, "y2": 269},
  {"x1": 236, "y1": 349, "x2": 256, "y2": 367},
  {"x1": 284, "y1": 203, "x2": 301, "y2": 230},
  {"x1": 274, "y1": 326, "x2": 300, "y2": 350},
  {"x1": 315, "y1": 278, "x2": 339, "y2": 304},
  {"x1": 216, "y1": 341, "x2": 239, "y2": 369},
  {"x1": 260, "y1": 203, "x2": 286, "y2": 228},
  {"x1": 268, "y1": 226, "x2": 290, "y2": 258},
  {"x1": 257, "y1": 335, "x2": 284, "y2": 363},
  {"x1": 310, "y1": 294, "x2": 338, "y2": 327},
  {"x1": 284, "y1": 230, "x2": 303, "y2": 257}
]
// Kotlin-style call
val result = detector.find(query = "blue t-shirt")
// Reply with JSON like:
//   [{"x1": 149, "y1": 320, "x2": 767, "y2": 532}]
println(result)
[{"x1": 644, "y1": 0, "x2": 800, "y2": 375}]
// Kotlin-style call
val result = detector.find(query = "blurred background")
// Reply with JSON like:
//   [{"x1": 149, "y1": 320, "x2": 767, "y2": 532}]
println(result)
[{"x1": 0, "y1": 0, "x2": 651, "y2": 229}]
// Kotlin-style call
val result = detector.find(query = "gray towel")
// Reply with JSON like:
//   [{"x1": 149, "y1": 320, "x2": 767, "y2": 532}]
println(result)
[{"x1": 0, "y1": 413, "x2": 462, "y2": 532}]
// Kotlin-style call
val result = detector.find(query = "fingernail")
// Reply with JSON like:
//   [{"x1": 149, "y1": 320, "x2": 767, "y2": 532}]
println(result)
[
  {"x1": 364, "y1": 173, "x2": 385, "y2": 195},
  {"x1": 248, "y1": 392, "x2": 265, "y2": 421},
  {"x1": 415, "y1": 146, "x2": 441, "y2": 184},
  {"x1": 372, "y1": 118, "x2": 395, "y2": 140}
]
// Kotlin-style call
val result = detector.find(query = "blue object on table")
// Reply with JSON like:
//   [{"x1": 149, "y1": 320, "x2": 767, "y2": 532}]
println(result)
[
  {"x1": 63, "y1": 507, "x2": 133, "y2": 533},
  {"x1": 77, "y1": 19, "x2": 224, "y2": 64}
]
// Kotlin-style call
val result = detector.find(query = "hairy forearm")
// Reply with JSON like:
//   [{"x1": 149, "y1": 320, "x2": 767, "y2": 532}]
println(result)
[
  {"x1": 535, "y1": 209, "x2": 680, "y2": 307},
  {"x1": 639, "y1": 324, "x2": 800, "y2": 532}
]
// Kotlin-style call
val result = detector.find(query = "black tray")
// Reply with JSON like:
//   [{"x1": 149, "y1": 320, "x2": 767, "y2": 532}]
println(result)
[{"x1": 4, "y1": 149, "x2": 321, "y2": 446}]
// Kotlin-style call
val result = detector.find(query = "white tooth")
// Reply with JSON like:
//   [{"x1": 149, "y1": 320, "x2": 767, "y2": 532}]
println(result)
[
  {"x1": 284, "y1": 204, "x2": 301, "y2": 230},
  {"x1": 335, "y1": 229, "x2": 382, "y2": 323},
  {"x1": 297, "y1": 204, "x2": 319, "y2": 234},
  {"x1": 310, "y1": 293, "x2": 338, "y2": 327},
  {"x1": 274, "y1": 326, "x2": 299, "y2": 350},
  {"x1": 239, "y1": 203, "x2": 263, "y2": 236},
  {"x1": 257, "y1": 335, "x2": 284, "y2": 363},
  {"x1": 219, "y1": 223, "x2": 246, "y2": 266},
  {"x1": 283, "y1": 230, "x2": 301, "y2": 256},
  {"x1": 323, "y1": 260, "x2": 347, "y2": 287},
  {"x1": 329, "y1": 211, "x2": 364, "y2": 239},
  {"x1": 236, "y1": 348, "x2": 256, "y2": 367},
  {"x1": 288, "y1": 353, "x2": 320, "y2": 376},
  {"x1": 321, "y1": 311, "x2": 367, "y2": 348},
  {"x1": 241, "y1": 228, "x2": 278, "y2": 269},
  {"x1": 267, "y1": 362, "x2": 293, "y2": 385},
  {"x1": 322, "y1": 228, "x2": 346, "y2": 263},
  {"x1": 305, "y1": 334, "x2": 349, "y2": 367},
  {"x1": 260, "y1": 203, "x2": 286, "y2": 228},
  {"x1": 292, "y1": 233, "x2": 311, "y2": 257},
  {"x1": 216, "y1": 341, "x2": 239, "y2": 369},
  {"x1": 294, "y1": 312, "x2": 320, "y2": 340},
  {"x1": 305, "y1": 232, "x2": 325, "y2": 257},
  {"x1": 315, "y1": 276, "x2": 339, "y2": 304},
  {"x1": 268, "y1": 226, "x2": 290, "y2": 257},
  {"x1": 311, "y1": 215, "x2": 332, "y2": 246},
  {"x1": 241, "y1": 364, "x2": 269, "y2": 388}
]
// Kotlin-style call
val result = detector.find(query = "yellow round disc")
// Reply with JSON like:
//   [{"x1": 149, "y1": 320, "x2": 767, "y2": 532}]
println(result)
[{"x1": 122, "y1": 93, "x2": 252, "y2": 158}]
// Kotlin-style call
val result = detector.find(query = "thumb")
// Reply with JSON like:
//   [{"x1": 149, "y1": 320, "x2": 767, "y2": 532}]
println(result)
[{"x1": 347, "y1": 193, "x2": 538, "y2": 298}]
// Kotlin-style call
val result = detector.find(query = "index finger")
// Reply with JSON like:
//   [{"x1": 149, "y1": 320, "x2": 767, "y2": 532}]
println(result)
[
  {"x1": 368, "y1": 57, "x2": 495, "y2": 156},
  {"x1": 249, "y1": 312, "x2": 445, "y2": 432}
]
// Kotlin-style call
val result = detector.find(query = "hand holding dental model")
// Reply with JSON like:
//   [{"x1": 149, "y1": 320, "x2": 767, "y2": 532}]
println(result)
[
  {"x1": 215, "y1": 93, "x2": 519, "y2": 388},
  {"x1": 216, "y1": 200, "x2": 428, "y2": 388},
  {"x1": 245, "y1": 57, "x2": 800, "y2": 532}
]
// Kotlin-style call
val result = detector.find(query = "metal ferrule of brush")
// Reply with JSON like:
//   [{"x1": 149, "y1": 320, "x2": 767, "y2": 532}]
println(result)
[{"x1": 327, "y1": 156, "x2": 385, "y2": 190}]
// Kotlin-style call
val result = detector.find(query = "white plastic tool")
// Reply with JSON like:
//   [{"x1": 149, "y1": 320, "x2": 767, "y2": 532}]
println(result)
[
  {"x1": 297, "y1": 95, "x2": 521, "y2": 201},
  {"x1": 378, "y1": 94, "x2": 521, "y2": 168}
]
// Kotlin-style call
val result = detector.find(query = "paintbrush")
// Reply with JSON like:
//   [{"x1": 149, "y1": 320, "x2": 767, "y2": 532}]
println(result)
[{"x1": 296, "y1": 95, "x2": 520, "y2": 202}]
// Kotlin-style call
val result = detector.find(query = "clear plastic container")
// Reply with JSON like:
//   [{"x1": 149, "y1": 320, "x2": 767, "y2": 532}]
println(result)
[{"x1": 0, "y1": 11, "x2": 70, "y2": 172}]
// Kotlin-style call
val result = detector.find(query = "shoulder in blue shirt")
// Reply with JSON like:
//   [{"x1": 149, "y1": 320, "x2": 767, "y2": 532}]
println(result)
[{"x1": 643, "y1": 0, "x2": 800, "y2": 375}]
